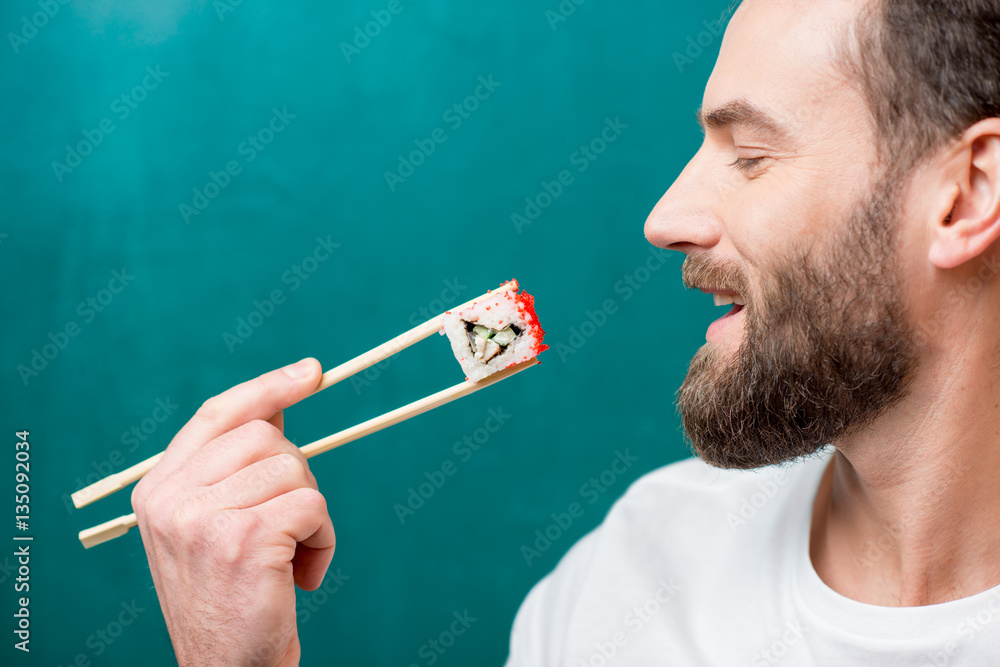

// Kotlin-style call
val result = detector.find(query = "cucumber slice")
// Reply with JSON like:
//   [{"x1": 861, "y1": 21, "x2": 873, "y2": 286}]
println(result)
[
  {"x1": 492, "y1": 326, "x2": 516, "y2": 346},
  {"x1": 473, "y1": 325, "x2": 493, "y2": 339}
]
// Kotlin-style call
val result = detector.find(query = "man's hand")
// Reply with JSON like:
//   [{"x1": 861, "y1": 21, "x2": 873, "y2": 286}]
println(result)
[{"x1": 131, "y1": 358, "x2": 335, "y2": 667}]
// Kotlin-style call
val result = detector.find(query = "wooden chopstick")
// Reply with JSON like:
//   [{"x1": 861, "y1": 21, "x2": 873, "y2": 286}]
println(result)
[
  {"x1": 78, "y1": 357, "x2": 538, "y2": 548},
  {"x1": 71, "y1": 282, "x2": 517, "y2": 510},
  {"x1": 299, "y1": 357, "x2": 536, "y2": 459},
  {"x1": 79, "y1": 514, "x2": 138, "y2": 549},
  {"x1": 71, "y1": 454, "x2": 165, "y2": 512}
]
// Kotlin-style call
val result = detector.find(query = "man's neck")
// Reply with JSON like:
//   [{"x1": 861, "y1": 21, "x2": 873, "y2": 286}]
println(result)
[{"x1": 809, "y1": 347, "x2": 1000, "y2": 606}]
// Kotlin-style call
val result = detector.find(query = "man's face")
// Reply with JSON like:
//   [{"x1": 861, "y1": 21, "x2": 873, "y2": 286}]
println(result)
[{"x1": 645, "y1": 0, "x2": 919, "y2": 468}]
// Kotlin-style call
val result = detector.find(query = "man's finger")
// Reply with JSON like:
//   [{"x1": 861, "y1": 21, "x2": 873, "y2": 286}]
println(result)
[
  {"x1": 147, "y1": 358, "x2": 322, "y2": 484},
  {"x1": 163, "y1": 420, "x2": 316, "y2": 491},
  {"x1": 254, "y1": 488, "x2": 336, "y2": 591},
  {"x1": 292, "y1": 543, "x2": 334, "y2": 592},
  {"x1": 200, "y1": 452, "x2": 316, "y2": 510}
]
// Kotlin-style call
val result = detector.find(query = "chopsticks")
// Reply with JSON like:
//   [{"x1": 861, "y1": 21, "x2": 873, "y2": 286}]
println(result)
[
  {"x1": 76, "y1": 282, "x2": 530, "y2": 548},
  {"x1": 79, "y1": 358, "x2": 536, "y2": 549},
  {"x1": 72, "y1": 282, "x2": 516, "y2": 511}
]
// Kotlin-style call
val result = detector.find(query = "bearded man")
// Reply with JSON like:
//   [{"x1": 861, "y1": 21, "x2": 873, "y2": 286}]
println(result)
[
  {"x1": 131, "y1": 0, "x2": 1000, "y2": 664},
  {"x1": 509, "y1": 0, "x2": 1000, "y2": 663}
]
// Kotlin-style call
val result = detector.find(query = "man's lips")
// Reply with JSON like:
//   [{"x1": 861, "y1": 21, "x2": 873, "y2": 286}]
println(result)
[
  {"x1": 695, "y1": 284, "x2": 748, "y2": 343},
  {"x1": 706, "y1": 301, "x2": 746, "y2": 342}
]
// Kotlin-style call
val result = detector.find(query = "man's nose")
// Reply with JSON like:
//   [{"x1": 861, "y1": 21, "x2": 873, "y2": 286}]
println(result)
[{"x1": 644, "y1": 149, "x2": 723, "y2": 253}]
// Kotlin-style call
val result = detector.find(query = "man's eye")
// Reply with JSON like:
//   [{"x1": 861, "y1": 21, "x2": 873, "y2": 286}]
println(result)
[{"x1": 729, "y1": 156, "x2": 767, "y2": 173}]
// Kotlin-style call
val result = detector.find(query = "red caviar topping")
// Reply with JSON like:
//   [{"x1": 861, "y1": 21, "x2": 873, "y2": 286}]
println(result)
[{"x1": 513, "y1": 289, "x2": 549, "y2": 355}]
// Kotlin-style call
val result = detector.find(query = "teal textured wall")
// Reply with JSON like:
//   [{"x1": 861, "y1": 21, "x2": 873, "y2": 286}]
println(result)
[{"x1": 1, "y1": 0, "x2": 731, "y2": 664}]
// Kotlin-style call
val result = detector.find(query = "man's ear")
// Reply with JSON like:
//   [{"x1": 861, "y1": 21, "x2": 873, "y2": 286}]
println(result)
[{"x1": 928, "y1": 118, "x2": 1000, "y2": 270}]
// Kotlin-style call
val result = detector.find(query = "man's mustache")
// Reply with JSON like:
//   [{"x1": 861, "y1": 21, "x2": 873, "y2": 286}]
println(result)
[{"x1": 681, "y1": 253, "x2": 751, "y2": 301}]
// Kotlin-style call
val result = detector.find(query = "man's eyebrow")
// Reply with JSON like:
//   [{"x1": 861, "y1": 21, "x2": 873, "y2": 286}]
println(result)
[{"x1": 696, "y1": 100, "x2": 789, "y2": 140}]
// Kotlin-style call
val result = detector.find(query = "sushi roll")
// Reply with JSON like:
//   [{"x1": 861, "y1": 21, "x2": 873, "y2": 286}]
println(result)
[{"x1": 441, "y1": 279, "x2": 548, "y2": 382}]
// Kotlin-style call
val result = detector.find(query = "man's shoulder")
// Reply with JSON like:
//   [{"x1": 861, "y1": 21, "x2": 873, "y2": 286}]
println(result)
[
  {"x1": 599, "y1": 447, "x2": 834, "y2": 540},
  {"x1": 505, "y1": 449, "x2": 833, "y2": 665},
  {"x1": 619, "y1": 447, "x2": 832, "y2": 506}
]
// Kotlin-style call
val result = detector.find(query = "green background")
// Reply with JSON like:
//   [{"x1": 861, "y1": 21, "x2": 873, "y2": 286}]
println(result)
[{"x1": 1, "y1": 0, "x2": 731, "y2": 664}]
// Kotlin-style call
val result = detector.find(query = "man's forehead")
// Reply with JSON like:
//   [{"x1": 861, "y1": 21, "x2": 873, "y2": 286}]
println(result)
[{"x1": 702, "y1": 0, "x2": 865, "y2": 130}]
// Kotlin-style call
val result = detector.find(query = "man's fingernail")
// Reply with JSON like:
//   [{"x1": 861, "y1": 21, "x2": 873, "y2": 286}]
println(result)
[{"x1": 283, "y1": 358, "x2": 313, "y2": 379}]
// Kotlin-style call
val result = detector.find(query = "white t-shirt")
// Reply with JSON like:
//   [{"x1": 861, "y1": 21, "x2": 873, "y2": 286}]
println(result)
[{"x1": 506, "y1": 449, "x2": 1000, "y2": 666}]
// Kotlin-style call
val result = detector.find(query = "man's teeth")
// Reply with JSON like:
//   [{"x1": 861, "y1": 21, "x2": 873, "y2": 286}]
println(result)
[{"x1": 713, "y1": 294, "x2": 746, "y2": 307}]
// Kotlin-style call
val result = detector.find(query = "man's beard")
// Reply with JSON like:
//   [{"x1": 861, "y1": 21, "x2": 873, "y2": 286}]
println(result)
[{"x1": 675, "y1": 177, "x2": 919, "y2": 469}]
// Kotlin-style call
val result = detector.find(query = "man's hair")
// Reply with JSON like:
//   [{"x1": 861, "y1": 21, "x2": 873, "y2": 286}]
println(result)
[{"x1": 845, "y1": 0, "x2": 1000, "y2": 172}]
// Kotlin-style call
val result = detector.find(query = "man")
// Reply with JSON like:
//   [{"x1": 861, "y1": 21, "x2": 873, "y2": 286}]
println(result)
[{"x1": 131, "y1": 0, "x2": 1000, "y2": 664}]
